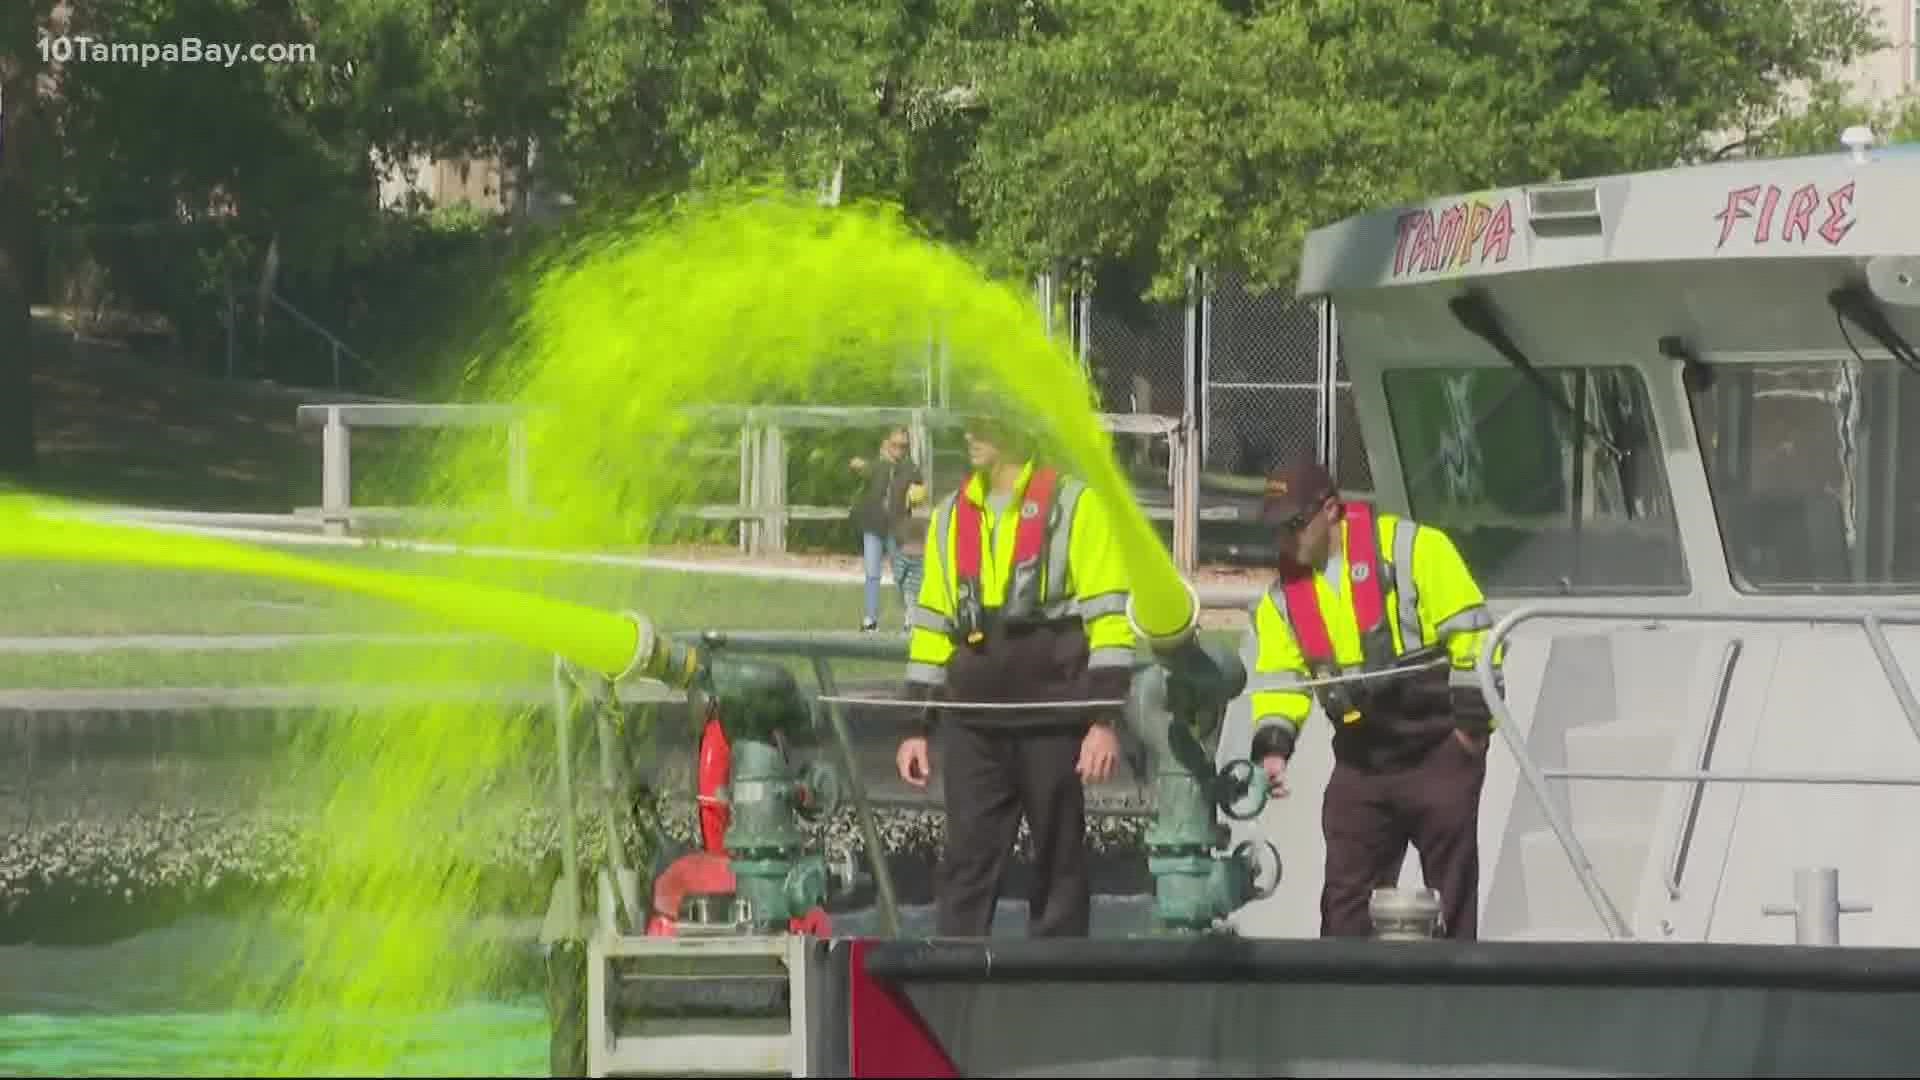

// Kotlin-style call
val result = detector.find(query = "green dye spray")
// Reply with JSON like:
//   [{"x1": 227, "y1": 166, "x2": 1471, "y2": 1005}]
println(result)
[{"x1": 3, "y1": 187, "x2": 1198, "y2": 1074}]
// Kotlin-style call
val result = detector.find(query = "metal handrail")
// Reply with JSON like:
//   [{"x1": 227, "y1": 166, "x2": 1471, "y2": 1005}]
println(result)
[
  {"x1": 809, "y1": 656, "x2": 902, "y2": 937},
  {"x1": 1546, "y1": 768, "x2": 1920, "y2": 786},
  {"x1": 270, "y1": 291, "x2": 362, "y2": 388},
  {"x1": 1474, "y1": 603, "x2": 1920, "y2": 941},
  {"x1": 270, "y1": 291, "x2": 361, "y2": 358},
  {"x1": 1664, "y1": 638, "x2": 1742, "y2": 900},
  {"x1": 552, "y1": 617, "x2": 1247, "y2": 941}
]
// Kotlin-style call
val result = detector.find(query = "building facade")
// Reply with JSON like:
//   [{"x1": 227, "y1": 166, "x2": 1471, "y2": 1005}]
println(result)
[{"x1": 1840, "y1": 0, "x2": 1918, "y2": 105}]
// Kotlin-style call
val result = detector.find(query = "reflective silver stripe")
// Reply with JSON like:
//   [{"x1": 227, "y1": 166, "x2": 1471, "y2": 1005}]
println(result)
[
  {"x1": 905, "y1": 661, "x2": 948, "y2": 687},
  {"x1": 1045, "y1": 478, "x2": 1085, "y2": 608},
  {"x1": 933, "y1": 494, "x2": 958, "y2": 611},
  {"x1": 1447, "y1": 667, "x2": 1480, "y2": 689},
  {"x1": 1087, "y1": 646, "x2": 1134, "y2": 670},
  {"x1": 1008, "y1": 555, "x2": 1042, "y2": 617},
  {"x1": 1247, "y1": 670, "x2": 1306, "y2": 692},
  {"x1": 1077, "y1": 590, "x2": 1129, "y2": 620},
  {"x1": 1263, "y1": 584, "x2": 1285, "y2": 624},
  {"x1": 1436, "y1": 605, "x2": 1493, "y2": 638},
  {"x1": 1392, "y1": 516, "x2": 1423, "y2": 651},
  {"x1": 907, "y1": 605, "x2": 953, "y2": 633}
]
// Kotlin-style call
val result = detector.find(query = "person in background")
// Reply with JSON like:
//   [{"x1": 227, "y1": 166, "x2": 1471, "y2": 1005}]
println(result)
[
  {"x1": 1245, "y1": 457, "x2": 1505, "y2": 940},
  {"x1": 893, "y1": 477, "x2": 929, "y2": 631},
  {"x1": 894, "y1": 409, "x2": 1136, "y2": 938},
  {"x1": 849, "y1": 427, "x2": 923, "y2": 632}
]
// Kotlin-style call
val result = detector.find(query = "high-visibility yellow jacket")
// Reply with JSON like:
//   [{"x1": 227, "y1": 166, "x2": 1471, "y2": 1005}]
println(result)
[
  {"x1": 903, "y1": 461, "x2": 1136, "y2": 724},
  {"x1": 1247, "y1": 505, "x2": 1505, "y2": 762}
]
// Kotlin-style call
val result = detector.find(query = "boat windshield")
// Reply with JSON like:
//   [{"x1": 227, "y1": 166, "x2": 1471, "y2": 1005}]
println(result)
[
  {"x1": 1687, "y1": 354, "x2": 1920, "y2": 594},
  {"x1": 1384, "y1": 364, "x2": 1688, "y2": 596}
]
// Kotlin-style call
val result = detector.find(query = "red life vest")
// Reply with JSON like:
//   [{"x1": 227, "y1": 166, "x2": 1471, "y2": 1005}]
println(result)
[
  {"x1": 952, "y1": 467, "x2": 1058, "y2": 644},
  {"x1": 1277, "y1": 499, "x2": 1388, "y2": 671}
]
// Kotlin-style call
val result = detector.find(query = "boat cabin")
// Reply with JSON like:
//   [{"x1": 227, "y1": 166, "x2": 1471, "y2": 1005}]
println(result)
[{"x1": 1223, "y1": 135, "x2": 1920, "y2": 947}]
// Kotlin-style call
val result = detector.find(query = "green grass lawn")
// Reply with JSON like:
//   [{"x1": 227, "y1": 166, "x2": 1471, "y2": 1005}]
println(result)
[
  {"x1": 0, "y1": 543, "x2": 901, "y2": 689},
  {"x1": 2, "y1": 545, "x2": 871, "y2": 636},
  {"x1": 0, "y1": 542, "x2": 1241, "y2": 690}
]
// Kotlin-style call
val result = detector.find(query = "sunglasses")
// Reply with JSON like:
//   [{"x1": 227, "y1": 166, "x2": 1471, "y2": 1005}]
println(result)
[
  {"x1": 1271, "y1": 495, "x2": 1331, "y2": 535},
  {"x1": 1273, "y1": 510, "x2": 1315, "y2": 534}
]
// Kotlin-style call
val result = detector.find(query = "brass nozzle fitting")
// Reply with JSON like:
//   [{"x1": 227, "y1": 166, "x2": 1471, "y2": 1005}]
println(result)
[
  {"x1": 614, "y1": 610, "x2": 706, "y2": 690},
  {"x1": 1126, "y1": 577, "x2": 1201, "y2": 658}
]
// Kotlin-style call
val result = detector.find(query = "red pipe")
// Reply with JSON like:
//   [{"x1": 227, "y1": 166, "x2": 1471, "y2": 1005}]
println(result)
[
  {"x1": 648, "y1": 704, "x2": 832, "y2": 938},
  {"x1": 696, "y1": 706, "x2": 731, "y2": 855}
]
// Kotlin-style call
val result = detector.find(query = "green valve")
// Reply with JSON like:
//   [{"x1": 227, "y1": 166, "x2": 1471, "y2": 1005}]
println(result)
[
  {"x1": 704, "y1": 657, "x2": 844, "y2": 930},
  {"x1": 1126, "y1": 638, "x2": 1282, "y2": 935}
]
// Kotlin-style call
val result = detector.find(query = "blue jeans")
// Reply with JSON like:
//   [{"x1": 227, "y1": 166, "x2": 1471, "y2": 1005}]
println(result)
[
  {"x1": 861, "y1": 531, "x2": 900, "y2": 623},
  {"x1": 894, "y1": 549, "x2": 924, "y2": 616}
]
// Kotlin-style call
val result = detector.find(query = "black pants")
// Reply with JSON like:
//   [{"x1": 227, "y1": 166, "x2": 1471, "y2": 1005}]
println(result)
[
  {"x1": 935, "y1": 719, "x2": 1090, "y2": 938},
  {"x1": 1320, "y1": 730, "x2": 1487, "y2": 940}
]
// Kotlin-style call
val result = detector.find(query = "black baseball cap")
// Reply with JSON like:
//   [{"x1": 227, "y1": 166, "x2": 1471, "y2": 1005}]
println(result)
[{"x1": 1261, "y1": 458, "x2": 1336, "y2": 528}]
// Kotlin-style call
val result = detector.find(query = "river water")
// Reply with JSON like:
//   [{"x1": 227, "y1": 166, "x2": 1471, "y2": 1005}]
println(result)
[{"x1": 0, "y1": 896, "x2": 1156, "y2": 1077}]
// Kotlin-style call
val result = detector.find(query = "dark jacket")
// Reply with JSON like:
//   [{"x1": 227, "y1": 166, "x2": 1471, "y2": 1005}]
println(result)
[{"x1": 855, "y1": 455, "x2": 922, "y2": 543}]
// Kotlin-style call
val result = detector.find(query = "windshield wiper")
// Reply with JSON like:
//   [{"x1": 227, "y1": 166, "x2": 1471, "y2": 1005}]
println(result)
[
  {"x1": 1829, "y1": 285, "x2": 1920, "y2": 375},
  {"x1": 1448, "y1": 290, "x2": 1623, "y2": 458}
]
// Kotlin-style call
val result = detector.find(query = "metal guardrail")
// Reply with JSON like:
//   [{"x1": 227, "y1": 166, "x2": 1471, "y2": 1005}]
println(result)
[
  {"x1": 290, "y1": 402, "x2": 1208, "y2": 570},
  {"x1": 552, "y1": 603, "x2": 1253, "y2": 942},
  {"x1": 1474, "y1": 604, "x2": 1920, "y2": 942}
]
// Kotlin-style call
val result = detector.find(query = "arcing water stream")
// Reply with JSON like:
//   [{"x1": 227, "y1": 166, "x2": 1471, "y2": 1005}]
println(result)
[{"x1": 1, "y1": 187, "x2": 1198, "y2": 1074}]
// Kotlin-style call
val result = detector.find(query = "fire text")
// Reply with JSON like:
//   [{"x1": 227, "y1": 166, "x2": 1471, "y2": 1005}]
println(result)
[{"x1": 1713, "y1": 182, "x2": 1857, "y2": 250}]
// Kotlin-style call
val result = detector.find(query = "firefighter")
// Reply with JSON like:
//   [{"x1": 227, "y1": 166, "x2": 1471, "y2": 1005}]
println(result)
[
  {"x1": 1247, "y1": 457, "x2": 1505, "y2": 940},
  {"x1": 894, "y1": 409, "x2": 1137, "y2": 938}
]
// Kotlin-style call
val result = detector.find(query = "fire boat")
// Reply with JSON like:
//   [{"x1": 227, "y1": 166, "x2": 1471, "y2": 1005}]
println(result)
[{"x1": 537, "y1": 131, "x2": 1920, "y2": 1077}]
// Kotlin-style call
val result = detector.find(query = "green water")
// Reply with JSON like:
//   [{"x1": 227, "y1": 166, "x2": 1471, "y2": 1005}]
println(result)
[
  {"x1": 0, "y1": 1005, "x2": 547, "y2": 1078},
  {"x1": 0, "y1": 899, "x2": 1156, "y2": 1076},
  {"x1": 0, "y1": 914, "x2": 545, "y2": 1077}
]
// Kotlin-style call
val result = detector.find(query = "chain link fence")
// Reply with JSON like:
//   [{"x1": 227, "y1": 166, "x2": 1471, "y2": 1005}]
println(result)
[
  {"x1": 1073, "y1": 265, "x2": 1367, "y2": 492},
  {"x1": 1082, "y1": 289, "x2": 1186, "y2": 419},
  {"x1": 1066, "y1": 263, "x2": 1374, "y2": 569},
  {"x1": 1081, "y1": 268, "x2": 1188, "y2": 482},
  {"x1": 1201, "y1": 268, "x2": 1322, "y2": 479}
]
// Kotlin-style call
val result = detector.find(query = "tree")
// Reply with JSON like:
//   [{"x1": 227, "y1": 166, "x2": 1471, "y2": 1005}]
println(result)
[
  {"x1": 16, "y1": 0, "x2": 1898, "y2": 409},
  {"x1": 1735, "y1": 84, "x2": 1920, "y2": 159},
  {"x1": 0, "y1": 1, "x2": 57, "y2": 477},
  {"x1": 955, "y1": 0, "x2": 1884, "y2": 299}
]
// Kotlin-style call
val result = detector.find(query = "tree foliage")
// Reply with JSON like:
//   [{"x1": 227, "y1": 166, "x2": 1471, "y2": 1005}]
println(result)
[
  {"x1": 2, "y1": 0, "x2": 1906, "y2": 467},
  {"x1": 958, "y1": 0, "x2": 1887, "y2": 296}
]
